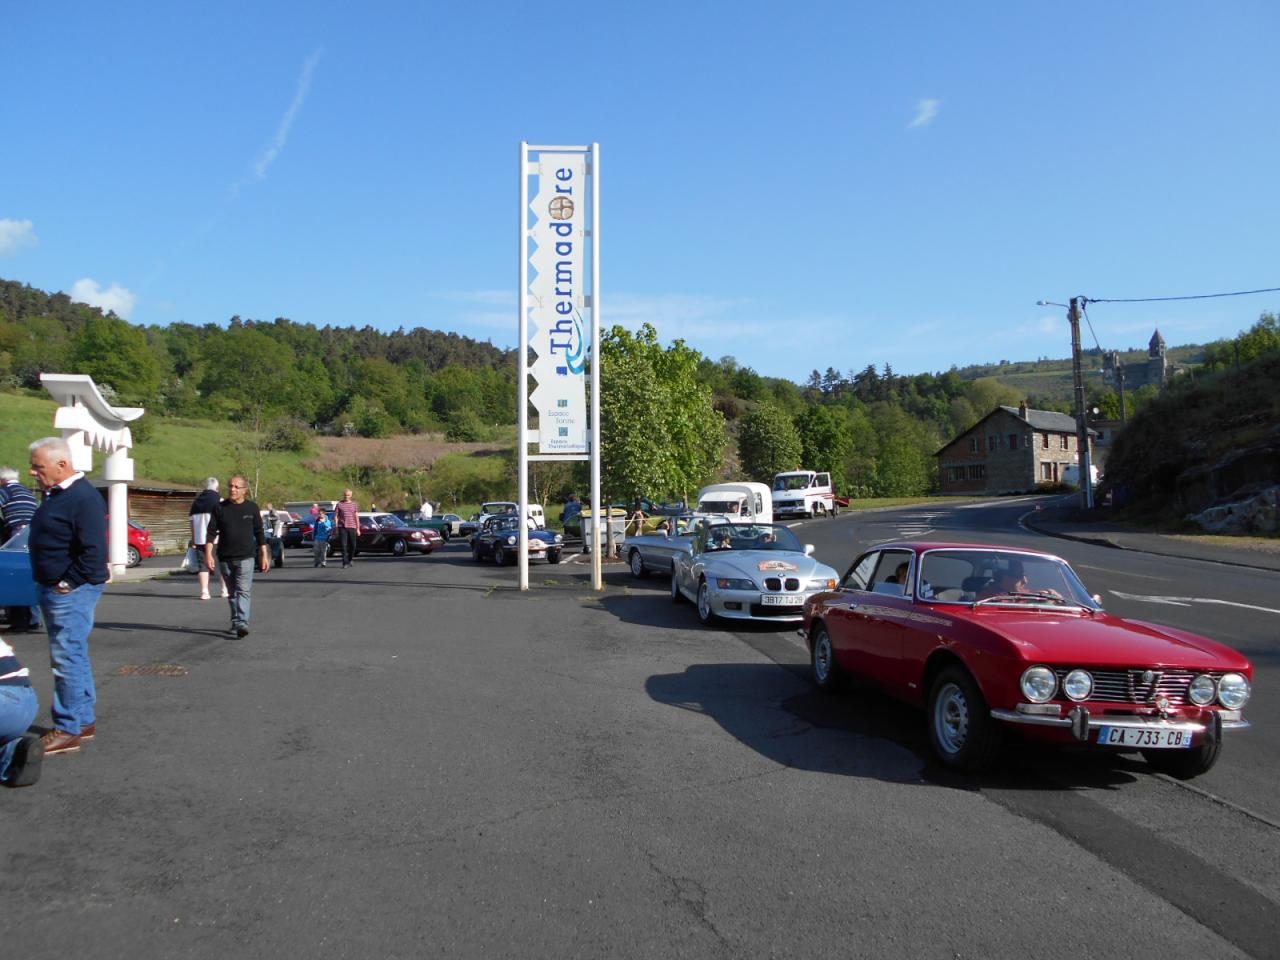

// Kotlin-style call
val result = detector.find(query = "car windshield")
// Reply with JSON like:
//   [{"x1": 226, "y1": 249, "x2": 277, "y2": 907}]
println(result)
[
  {"x1": 918, "y1": 549, "x2": 1098, "y2": 608},
  {"x1": 482, "y1": 503, "x2": 516, "y2": 515},
  {"x1": 773, "y1": 475, "x2": 810, "y2": 491},
  {"x1": 492, "y1": 517, "x2": 520, "y2": 532},
  {"x1": 372, "y1": 515, "x2": 401, "y2": 528},
  {"x1": 702, "y1": 523, "x2": 802, "y2": 552},
  {"x1": 2, "y1": 526, "x2": 30, "y2": 552}
]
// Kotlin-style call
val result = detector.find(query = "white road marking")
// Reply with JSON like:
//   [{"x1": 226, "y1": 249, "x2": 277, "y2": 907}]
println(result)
[
  {"x1": 1110, "y1": 590, "x2": 1280, "y2": 616},
  {"x1": 1076, "y1": 563, "x2": 1168, "y2": 582}
]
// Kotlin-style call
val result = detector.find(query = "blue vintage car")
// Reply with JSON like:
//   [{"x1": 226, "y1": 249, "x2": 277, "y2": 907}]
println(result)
[
  {"x1": 0, "y1": 527, "x2": 39, "y2": 607},
  {"x1": 471, "y1": 515, "x2": 563, "y2": 565}
]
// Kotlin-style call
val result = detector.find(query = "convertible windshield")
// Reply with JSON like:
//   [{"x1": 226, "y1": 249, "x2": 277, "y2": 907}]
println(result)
[
  {"x1": 702, "y1": 524, "x2": 803, "y2": 553},
  {"x1": 918, "y1": 549, "x2": 1098, "y2": 608}
]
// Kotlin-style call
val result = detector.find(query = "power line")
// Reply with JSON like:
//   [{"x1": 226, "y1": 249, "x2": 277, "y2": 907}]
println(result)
[{"x1": 1084, "y1": 286, "x2": 1280, "y2": 304}]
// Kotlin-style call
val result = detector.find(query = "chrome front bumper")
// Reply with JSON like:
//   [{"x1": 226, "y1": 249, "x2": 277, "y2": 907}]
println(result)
[{"x1": 990, "y1": 705, "x2": 1249, "y2": 742}]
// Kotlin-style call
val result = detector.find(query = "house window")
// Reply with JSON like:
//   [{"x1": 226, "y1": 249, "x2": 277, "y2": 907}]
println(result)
[
  {"x1": 1041, "y1": 433, "x2": 1049, "y2": 449},
  {"x1": 988, "y1": 435, "x2": 997, "y2": 451},
  {"x1": 1059, "y1": 435, "x2": 1069, "y2": 450},
  {"x1": 1008, "y1": 433, "x2": 1018, "y2": 450},
  {"x1": 1041, "y1": 462, "x2": 1053, "y2": 481},
  {"x1": 968, "y1": 464, "x2": 986, "y2": 480},
  {"x1": 969, "y1": 437, "x2": 980, "y2": 453}
]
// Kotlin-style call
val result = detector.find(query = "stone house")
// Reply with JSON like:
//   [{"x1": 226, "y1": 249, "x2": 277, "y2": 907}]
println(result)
[{"x1": 936, "y1": 403, "x2": 1095, "y2": 495}]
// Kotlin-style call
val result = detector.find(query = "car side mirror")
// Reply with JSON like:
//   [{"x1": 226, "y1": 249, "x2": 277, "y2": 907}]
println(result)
[
  {"x1": 1092, "y1": 594, "x2": 1103, "y2": 606},
  {"x1": 804, "y1": 544, "x2": 815, "y2": 556}
]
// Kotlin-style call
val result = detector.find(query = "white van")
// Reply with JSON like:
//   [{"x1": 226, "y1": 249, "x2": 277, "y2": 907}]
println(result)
[
  {"x1": 695, "y1": 482, "x2": 773, "y2": 525},
  {"x1": 478, "y1": 501, "x2": 546, "y2": 530}
]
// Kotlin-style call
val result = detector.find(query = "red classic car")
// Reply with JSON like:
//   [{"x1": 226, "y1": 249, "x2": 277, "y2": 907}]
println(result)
[{"x1": 802, "y1": 542, "x2": 1253, "y2": 779}]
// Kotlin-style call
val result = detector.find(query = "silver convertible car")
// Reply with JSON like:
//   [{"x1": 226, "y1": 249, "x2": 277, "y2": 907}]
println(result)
[{"x1": 671, "y1": 522, "x2": 839, "y2": 625}]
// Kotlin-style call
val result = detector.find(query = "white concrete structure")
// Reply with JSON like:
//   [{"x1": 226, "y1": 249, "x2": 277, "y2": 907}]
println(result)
[{"x1": 40, "y1": 373, "x2": 143, "y2": 577}]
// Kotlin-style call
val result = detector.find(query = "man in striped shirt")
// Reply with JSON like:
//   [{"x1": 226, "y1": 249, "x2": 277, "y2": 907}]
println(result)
[
  {"x1": 334, "y1": 489, "x2": 360, "y2": 568},
  {"x1": 0, "y1": 638, "x2": 41, "y2": 786},
  {"x1": 0, "y1": 466, "x2": 41, "y2": 633}
]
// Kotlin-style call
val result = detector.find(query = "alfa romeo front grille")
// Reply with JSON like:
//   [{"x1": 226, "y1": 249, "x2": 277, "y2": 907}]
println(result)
[{"x1": 1053, "y1": 668, "x2": 1219, "y2": 705}]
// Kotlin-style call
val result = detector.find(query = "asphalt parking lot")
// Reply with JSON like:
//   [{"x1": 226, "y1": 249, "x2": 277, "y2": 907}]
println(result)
[{"x1": 1, "y1": 537, "x2": 1269, "y2": 959}]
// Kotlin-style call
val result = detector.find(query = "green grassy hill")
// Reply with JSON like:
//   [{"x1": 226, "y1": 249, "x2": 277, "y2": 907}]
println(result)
[{"x1": 0, "y1": 391, "x2": 512, "y2": 516}]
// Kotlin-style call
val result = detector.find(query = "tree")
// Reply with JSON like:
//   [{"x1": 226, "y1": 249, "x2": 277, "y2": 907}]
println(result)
[
  {"x1": 598, "y1": 324, "x2": 724, "y2": 505},
  {"x1": 738, "y1": 400, "x2": 801, "y2": 482},
  {"x1": 69, "y1": 315, "x2": 163, "y2": 405},
  {"x1": 795, "y1": 404, "x2": 852, "y2": 488}
]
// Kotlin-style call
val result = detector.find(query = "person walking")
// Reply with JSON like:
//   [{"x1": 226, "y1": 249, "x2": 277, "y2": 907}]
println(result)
[
  {"x1": 205, "y1": 476, "x2": 269, "y2": 638},
  {"x1": 190, "y1": 478, "x2": 226, "y2": 601},
  {"x1": 264, "y1": 503, "x2": 285, "y2": 568},
  {"x1": 0, "y1": 466, "x2": 41, "y2": 632},
  {"x1": 334, "y1": 489, "x2": 360, "y2": 567},
  {"x1": 312, "y1": 510, "x2": 332, "y2": 567},
  {"x1": 0, "y1": 637, "x2": 42, "y2": 786},
  {"x1": 27, "y1": 436, "x2": 108, "y2": 756}
]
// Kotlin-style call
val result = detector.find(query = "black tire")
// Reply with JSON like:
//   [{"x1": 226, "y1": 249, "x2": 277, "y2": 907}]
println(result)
[
  {"x1": 629, "y1": 549, "x2": 648, "y2": 579},
  {"x1": 670, "y1": 569, "x2": 684, "y2": 604},
  {"x1": 472, "y1": 543, "x2": 484, "y2": 563},
  {"x1": 1143, "y1": 737, "x2": 1222, "y2": 780},
  {"x1": 927, "y1": 666, "x2": 1003, "y2": 773},
  {"x1": 696, "y1": 579, "x2": 716, "y2": 624},
  {"x1": 390, "y1": 538, "x2": 407, "y2": 557},
  {"x1": 809, "y1": 622, "x2": 844, "y2": 693},
  {"x1": 547, "y1": 550, "x2": 561, "y2": 564},
  {"x1": 830, "y1": 502, "x2": 840, "y2": 517},
  {"x1": 494, "y1": 545, "x2": 509, "y2": 566},
  {"x1": 126, "y1": 545, "x2": 141, "y2": 568},
  {"x1": 441, "y1": 529, "x2": 451, "y2": 542}
]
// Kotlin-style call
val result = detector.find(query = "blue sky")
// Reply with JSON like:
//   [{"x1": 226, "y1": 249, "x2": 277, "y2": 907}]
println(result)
[{"x1": 3, "y1": 1, "x2": 1277, "y2": 383}]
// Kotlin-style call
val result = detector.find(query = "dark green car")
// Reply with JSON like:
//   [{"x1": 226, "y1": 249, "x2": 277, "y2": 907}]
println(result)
[{"x1": 391, "y1": 510, "x2": 464, "y2": 541}]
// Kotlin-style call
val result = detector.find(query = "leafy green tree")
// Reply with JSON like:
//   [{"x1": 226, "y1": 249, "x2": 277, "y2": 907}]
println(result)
[
  {"x1": 68, "y1": 316, "x2": 162, "y2": 405},
  {"x1": 599, "y1": 324, "x2": 724, "y2": 504},
  {"x1": 738, "y1": 400, "x2": 801, "y2": 482},
  {"x1": 795, "y1": 404, "x2": 852, "y2": 488}
]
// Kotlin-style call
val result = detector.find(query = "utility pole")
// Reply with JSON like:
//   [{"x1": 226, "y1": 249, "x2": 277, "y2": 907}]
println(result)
[
  {"x1": 1069, "y1": 297, "x2": 1095, "y2": 509},
  {"x1": 1113, "y1": 352, "x2": 1128, "y2": 425}
]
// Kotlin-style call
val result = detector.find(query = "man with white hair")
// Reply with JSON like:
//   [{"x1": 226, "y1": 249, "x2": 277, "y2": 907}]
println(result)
[
  {"x1": 27, "y1": 437, "x2": 109, "y2": 756},
  {"x1": 0, "y1": 466, "x2": 41, "y2": 633},
  {"x1": 189, "y1": 477, "x2": 225, "y2": 601}
]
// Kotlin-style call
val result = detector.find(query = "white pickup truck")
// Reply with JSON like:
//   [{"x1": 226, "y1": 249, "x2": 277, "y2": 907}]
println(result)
[{"x1": 771, "y1": 470, "x2": 836, "y2": 519}]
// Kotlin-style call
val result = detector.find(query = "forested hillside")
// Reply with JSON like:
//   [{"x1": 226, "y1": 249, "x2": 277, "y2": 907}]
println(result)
[{"x1": 5, "y1": 276, "x2": 1258, "y2": 509}]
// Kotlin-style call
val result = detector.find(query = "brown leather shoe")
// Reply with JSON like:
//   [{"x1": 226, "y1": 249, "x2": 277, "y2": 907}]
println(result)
[
  {"x1": 41, "y1": 729, "x2": 82, "y2": 755},
  {"x1": 80, "y1": 723, "x2": 96, "y2": 740}
]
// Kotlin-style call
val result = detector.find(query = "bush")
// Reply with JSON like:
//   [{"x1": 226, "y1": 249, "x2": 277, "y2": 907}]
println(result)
[{"x1": 265, "y1": 416, "x2": 314, "y2": 453}]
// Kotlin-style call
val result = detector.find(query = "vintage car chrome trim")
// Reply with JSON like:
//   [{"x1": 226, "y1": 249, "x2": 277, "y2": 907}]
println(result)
[{"x1": 992, "y1": 707, "x2": 1249, "y2": 736}]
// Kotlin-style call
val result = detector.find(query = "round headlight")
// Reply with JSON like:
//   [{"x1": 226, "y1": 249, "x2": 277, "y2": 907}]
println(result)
[
  {"x1": 1062, "y1": 669, "x2": 1093, "y2": 702},
  {"x1": 1217, "y1": 673, "x2": 1251, "y2": 710},
  {"x1": 505, "y1": 535, "x2": 517, "y2": 545},
  {"x1": 554, "y1": 534, "x2": 563, "y2": 542},
  {"x1": 1187, "y1": 674, "x2": 1216, "y2": 706},
  {"x1": 1020, "y1": 666, "x2": 1057, "y2": 703}
]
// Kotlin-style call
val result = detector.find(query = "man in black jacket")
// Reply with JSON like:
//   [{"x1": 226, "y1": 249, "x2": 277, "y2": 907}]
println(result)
[
  {"x1": 204, "y1": 476, "x2": 269, "y2": 638},
  {"x1": 27, "y1": 437, "x2": 108, "y2": 756}
]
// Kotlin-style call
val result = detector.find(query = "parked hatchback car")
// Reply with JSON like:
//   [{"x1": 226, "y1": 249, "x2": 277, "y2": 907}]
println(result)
[{"x1": 802, "y1": 542, "x2": 1253, "y2": 779}]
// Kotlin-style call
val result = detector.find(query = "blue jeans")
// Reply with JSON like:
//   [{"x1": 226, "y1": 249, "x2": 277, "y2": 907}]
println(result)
[
  {"x1": 39, "y1": 581, "x2": 105, "y2": 735},
  {"x1": 0, "y1": 684, "x2": 39, "y2": 782},
  {"x1": 219, "y1": 557, "x2": 255, "y2": 629}
]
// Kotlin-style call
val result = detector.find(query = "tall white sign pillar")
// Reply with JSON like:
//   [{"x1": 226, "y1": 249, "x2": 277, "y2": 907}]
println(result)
[
  {"x1": 40, "y1": 374, "x2": 144, "y2": 578},
  {"x1": 519, "y1": 141, "x2": 602, "y2": 591}
]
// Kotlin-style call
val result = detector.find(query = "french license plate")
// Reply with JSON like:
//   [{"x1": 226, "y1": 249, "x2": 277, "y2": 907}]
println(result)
[
  {"x1": 760, "y1": 594, "x2": 803, "y2": 607},
  {"x1": 1097, "y1": 726, "x2": 1194, "y2": 749}
]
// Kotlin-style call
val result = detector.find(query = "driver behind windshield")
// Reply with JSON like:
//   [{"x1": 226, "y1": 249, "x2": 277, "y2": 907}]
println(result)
[{"x1": 977, "y1": 559, "x2": 1027, "y2": 600}]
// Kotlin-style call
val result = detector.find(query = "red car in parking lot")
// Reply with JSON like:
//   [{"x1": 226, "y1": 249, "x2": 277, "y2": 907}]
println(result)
[{"x1": 802, "y1": 542, "x2": 1253, "y2": 779}]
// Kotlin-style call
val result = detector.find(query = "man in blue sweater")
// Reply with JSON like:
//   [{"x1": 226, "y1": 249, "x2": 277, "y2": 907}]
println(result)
[{"x1": 27, "y1": 437, "x2": 108, "y2": 756}]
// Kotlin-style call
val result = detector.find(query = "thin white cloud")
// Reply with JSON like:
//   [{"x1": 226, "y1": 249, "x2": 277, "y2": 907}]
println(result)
[
  {"x1": 230, "y1": 49, "x2": 323, "y2": 197},
  {"x1": 908, "y1": 98, "x2": 941, "y2": 129},
  {"x1": 0, "y1": 218, "x2": 37, "y2": 255},
  {"x1": 70, "y1": 278, "x2": 138, "y2": 319},
  {"x1": 605, "y1": 292, "x2": 753, "y2": 339}
]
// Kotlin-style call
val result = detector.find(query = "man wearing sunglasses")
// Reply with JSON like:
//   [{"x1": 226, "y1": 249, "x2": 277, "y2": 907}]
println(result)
[{"x1": 205, "y1": 476, "x2": 269, "y2": 638}]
